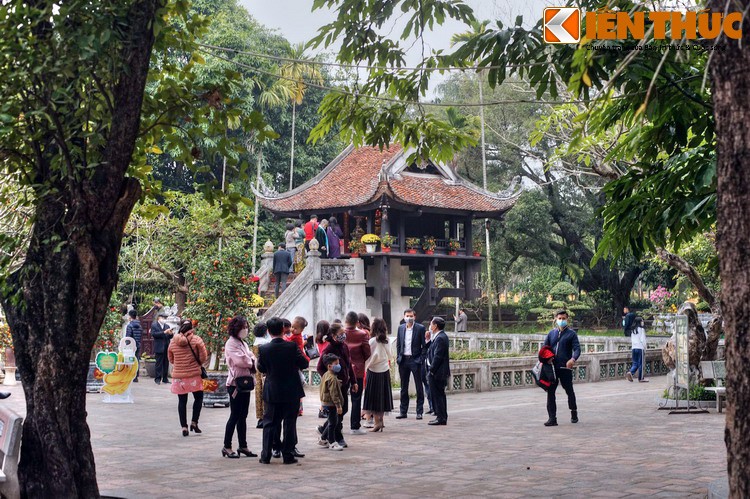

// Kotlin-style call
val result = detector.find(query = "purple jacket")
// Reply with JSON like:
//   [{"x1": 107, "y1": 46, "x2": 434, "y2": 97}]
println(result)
[{"x1": 327, "y1": 225, "x2": 344, "y2": 258}]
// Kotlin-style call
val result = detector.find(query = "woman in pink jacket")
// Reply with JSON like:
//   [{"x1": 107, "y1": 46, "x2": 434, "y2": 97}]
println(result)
[{"x1": 222, "y1": 316, "x2": 257, "y2": 458}]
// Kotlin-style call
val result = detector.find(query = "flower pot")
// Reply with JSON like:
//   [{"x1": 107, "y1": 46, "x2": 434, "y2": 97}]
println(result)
[
  {"x1": 382, "y1": 247, "x2": 391, "y2": 253},
  {"x1": 473, "y1": 251, "x2": 481, "y2": 257},
  {"x1": 448, "y1": 250, "x2": 458, "y2": 256},
  {"x1": 407, "y1": 249, "x2": 418, "y2": 254},
  {"x1": 86, "y1": 361, "x2": 105, "y2": 393},
  {"x1": 145, "y1": 359, "x2": 157, "y2": 378},
  {"x1": 203, "y1": 371, "x2": 230, "y2": 407},
  {"x1": 350, "y1": 253, "x2": 360, "y2": 258},
  {"x1": 365, "y1": 243, "x2": 377, "y2": 253},
  {"x1": 424, "y1": 249, "x2": 434, "y2": 255}
]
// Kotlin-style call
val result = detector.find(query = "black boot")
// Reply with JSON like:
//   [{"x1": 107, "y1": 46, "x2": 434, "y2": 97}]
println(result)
[
  {"x1": 544, "y1": 418, "x2": 558, "y2": 426},
  {"x1": 571, "y1": 411, "x2": 578, "y2": 424}
]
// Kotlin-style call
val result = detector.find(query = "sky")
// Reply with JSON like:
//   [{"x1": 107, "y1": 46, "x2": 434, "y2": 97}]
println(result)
[{"x1": 240, "y1": 0, "x2": 549, "y2": 66}]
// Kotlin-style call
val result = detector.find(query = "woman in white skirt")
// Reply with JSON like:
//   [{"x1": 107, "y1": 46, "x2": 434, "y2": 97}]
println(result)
[{"x1": 362, "y1": 318, "x2": 394, "y2": 432}]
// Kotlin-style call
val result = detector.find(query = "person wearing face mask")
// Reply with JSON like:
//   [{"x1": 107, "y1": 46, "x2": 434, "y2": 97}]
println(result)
[
  {"x1": 222, "y1": 316, "x2": 258, "y2": 458},
  {"x1": 426, "y1": 317, "x2": 450, "y2": 426},
  {"x1": 396, "y1": 308, "x2": 427, "y2": 419},
  {"x1": 543, "y1": 310, "x2": 581, "y2": 427},
  {"x1": 151, "y1": 311, "x2": 174, "y2": 384},
  {"x1": 316, "y1": 323, "x2": 356, "y2": 448}
]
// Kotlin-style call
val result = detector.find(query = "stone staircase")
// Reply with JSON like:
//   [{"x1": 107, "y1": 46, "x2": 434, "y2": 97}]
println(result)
[
  {"x1": 257, "y1": 272, "x2": 301, "y2": 316},
  {"x1": 257, "y1": 249, "x2": 368, "y2": 326}
]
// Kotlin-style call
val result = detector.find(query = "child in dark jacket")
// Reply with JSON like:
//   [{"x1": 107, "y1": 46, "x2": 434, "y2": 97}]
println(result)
[{"x1": 319, "y1": 354, "x2": 345, "y2": 451}]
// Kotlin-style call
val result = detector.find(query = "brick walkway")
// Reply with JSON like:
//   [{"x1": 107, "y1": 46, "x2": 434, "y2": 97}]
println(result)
[{"x1": 2, "y1": 374, "x2": 726, "y2": 498}]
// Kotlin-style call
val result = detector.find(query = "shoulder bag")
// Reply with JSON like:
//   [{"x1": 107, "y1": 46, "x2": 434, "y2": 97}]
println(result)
[
  {"x1": 234, "y1": 341, "x2": 256, "y2": 393},
  {"x1": 185, "y1": 334, "x2": 208, "y2": 379}
]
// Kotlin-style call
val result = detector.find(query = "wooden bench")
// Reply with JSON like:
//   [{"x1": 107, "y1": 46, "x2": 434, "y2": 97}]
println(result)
[
  {"x1": 0, "y1": 406, "x2": 22, "y2": 499},
  {"x1": 700, "y1": 360, "x2": 727, "y2": 413}
]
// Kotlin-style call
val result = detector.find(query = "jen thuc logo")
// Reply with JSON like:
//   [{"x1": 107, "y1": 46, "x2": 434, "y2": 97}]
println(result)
[{"x1": 543, "y1": 8, "x2": 743, "y2": 44}]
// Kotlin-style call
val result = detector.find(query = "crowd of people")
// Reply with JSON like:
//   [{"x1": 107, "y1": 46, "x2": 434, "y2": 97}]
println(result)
[
  {"x1": 119, "y1": 303, "x2": 596, "y2": 466},
  {"x1": 123, "y1": 305, "x2": 458, "y2": 463},
  {"x1": 272, "y1": 215, "x2": 346, "y2": 297}
]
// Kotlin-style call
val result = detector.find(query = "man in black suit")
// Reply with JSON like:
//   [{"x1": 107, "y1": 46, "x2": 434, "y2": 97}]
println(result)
[
  {"x1": 150, "y1": 311, "x2": 173, "y2": 384},
  {"x1": 257, "y1": 317, "x2": 310, "y2": 464},
  {"x1": 273, "y1": 243, "x2": 293, "y2": 297},
  {"x1": 426, "y1": 317, "x2": 450, "y2": 426},
  {"x1": 395, "y1": 308, "x2": 427, "y2": 419}
]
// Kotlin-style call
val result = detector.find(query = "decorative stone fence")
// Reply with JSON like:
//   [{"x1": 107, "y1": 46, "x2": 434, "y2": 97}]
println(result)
[
  {"x1": 446, "y1": 349, "x2": 669, "y2": 393},
  {"x1": 302, "y1": 349, "x2": 669, "y2": 394},
  {"x1": 447, "y1": 332, "x2": 671, "y2": 355}
]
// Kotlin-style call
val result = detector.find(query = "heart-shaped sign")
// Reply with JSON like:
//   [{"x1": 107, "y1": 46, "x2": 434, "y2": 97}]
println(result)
[{"x1": 96, "y1": 351, "x2": 118, "y2": 374}]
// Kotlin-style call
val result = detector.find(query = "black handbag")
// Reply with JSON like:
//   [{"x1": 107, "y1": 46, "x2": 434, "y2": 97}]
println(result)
[
  {"x1": 235, "y1": 375, "x2": 255, "y2": 392},
  {"x1": 185, "y1": 334, "x2": 208, "y2": 379}
]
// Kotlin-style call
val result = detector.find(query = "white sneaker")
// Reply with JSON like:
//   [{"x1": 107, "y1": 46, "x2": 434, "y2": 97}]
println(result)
[
  {"x1": 317, "y1": 438, "x2": 329, "y2": 447},
  {"x1": 363, "y1": 420, "x2": 375, "y2": 428},
  {"x1": 350, "y1": 428, "x2": 367, "y2": 435},
  {"x1": 329, "y1": 442, "x2": 344, "y2": 451}
]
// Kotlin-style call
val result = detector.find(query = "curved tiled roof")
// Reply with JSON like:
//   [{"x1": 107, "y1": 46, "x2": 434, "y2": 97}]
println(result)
[{"x1": 257, "y1": 144, "x2": 517, "y2": 217}]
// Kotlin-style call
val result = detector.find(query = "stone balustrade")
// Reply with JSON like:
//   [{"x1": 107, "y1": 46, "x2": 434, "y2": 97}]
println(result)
[
  {"x1": 302, "y1": 349, "x2": 669, "y2": 394},
  {"x1": 446, "y1": 349, "x2": 668, "y2": 393},
  {"x1": 447, "y1": 332, "x2": 670, "y2": 355}
]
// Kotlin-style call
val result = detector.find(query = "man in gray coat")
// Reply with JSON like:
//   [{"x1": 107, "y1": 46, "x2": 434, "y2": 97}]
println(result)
[
  {"x1": 454, "y1": 308, "x2": 468, "y2": 333},
  {"x1": 273, "y1": 243, "x2": 293, "y2": 297}
]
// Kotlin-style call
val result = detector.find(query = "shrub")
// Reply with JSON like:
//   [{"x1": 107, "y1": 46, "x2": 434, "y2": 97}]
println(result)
[
  {"x1": 549, "y1": 281, "x2": 578, "y2": 301},
  {"x1": 406, "y1": 237, "x2": 421, "y2": 249},
  {"x1": 696, "y1": 301, "x2": 711, "y2": 312},
  {"x1": 361, "y1": 233, "x2": 380, "y2": 244}
]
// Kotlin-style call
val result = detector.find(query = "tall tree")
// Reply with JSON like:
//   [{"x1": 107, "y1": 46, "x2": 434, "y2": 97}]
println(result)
[
  {"x1": 708, "y1": 0, "x2": 750, "y2": 494},
  {"x1": 279, "y1": 43, "x2": 323, "y2": 190},
  {"x1": 0, "y1": 0, "x2": 270, "y2": 495}
]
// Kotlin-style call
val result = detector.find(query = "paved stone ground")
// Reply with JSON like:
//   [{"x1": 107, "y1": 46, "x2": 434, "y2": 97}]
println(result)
[{"x1": 2, "y1": 374, "x2": 726, "y2": 498}]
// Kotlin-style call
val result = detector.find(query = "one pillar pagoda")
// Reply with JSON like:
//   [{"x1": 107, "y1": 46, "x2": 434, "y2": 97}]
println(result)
[{"x1": 257, "y1": 144, "x2": 518, "y2": 329}]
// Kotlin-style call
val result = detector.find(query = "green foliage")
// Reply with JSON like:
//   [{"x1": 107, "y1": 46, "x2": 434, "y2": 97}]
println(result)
[
  {"x1": 585, "y1": 290, "x2": 613, "y2": 327},
  {"x1": 549, "y1": 282, "x2": 578, "y2": 301},
  {"x1": 96, "y1": 295, "x2": 125, "y2": 352},
  {"x1": 183, "y1": 242, "x2": 259, "y2": 357},
  {"x1": 307, "y1": 0, "x2": 479, "y2": 165},
  {"x1": 696, "y1": 301, "x2": 711, "y2": 313},
  {"x1": 450, "y1": 351, "x2": 513, "y2": 361}
]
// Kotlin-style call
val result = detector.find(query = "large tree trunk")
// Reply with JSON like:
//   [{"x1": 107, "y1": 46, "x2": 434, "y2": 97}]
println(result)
[
  {"x1": 709, "y1": 1, "x2": 750, "y2": 496},
  {"x1": 656, "y1": 247, "x2": 720, "y2": 314},
  {"x1": 0, "y1": 0, "x2": 159, "y2": 495},
  {"x1": 1, "y1": 184, "x2": 140, "y2": 497}
]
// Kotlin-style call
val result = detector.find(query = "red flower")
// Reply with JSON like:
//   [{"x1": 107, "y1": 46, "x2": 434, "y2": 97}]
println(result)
[{"x1": 250, "y1": 275, "x2": 260, "y2": 282}]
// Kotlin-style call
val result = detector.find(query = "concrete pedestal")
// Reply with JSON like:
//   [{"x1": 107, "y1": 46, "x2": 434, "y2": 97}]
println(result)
[{"x1": 2, "y1": 367, "x2": 16, "y2": 386}]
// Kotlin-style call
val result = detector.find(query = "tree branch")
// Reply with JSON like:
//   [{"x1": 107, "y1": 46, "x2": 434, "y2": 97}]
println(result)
[
  {"x1": 656, "y1": 246, "x2": 719, "y2": 313},
  {"x1": 146, "y1": 261, "x2": 189, "y2": 293}
]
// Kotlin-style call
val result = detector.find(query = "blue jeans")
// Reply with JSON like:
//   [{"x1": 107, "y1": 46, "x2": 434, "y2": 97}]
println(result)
[{"x1": 630, "y1": 349, "x2": 644, "y2": 380}]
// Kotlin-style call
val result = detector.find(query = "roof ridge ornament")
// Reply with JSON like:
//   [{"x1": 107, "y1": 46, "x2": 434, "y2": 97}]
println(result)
[
  {"x1": 497, "y1": 175, "x2": 523, "y2": 199},
  {"x1": 258, "y1": 177, "x2": 279, "y2": 198},
  {"x1": 378, "y1": 159, "x2": 390, "y2": 182}
]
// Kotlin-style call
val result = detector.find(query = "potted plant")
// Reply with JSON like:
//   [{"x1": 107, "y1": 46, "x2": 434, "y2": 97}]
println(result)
[
  {"x1": 361, "y1": 233, "x2": 381, "y2": 253},
  {"x1": 422, "y1": 235, "x2": 437, "y2": 255},
  {"x1": 405, "y1": 237, "x2": 421, "y2": 254},
  {"x1": 448, "y1": 239, "x2": 460, "y2": 256},
  {"x1": 381, "y1": 233, "x2": 395, "y2": 252},
  {"x1": 472, "y1": 249, "x2": 481, "y2": 257},
  {"x1": 141, "y1": 353, "x2": 157, "y2": 378},
  {"x1": 348, "y1": 239, "x2": 362, "y2": 257}
]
